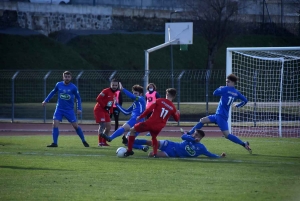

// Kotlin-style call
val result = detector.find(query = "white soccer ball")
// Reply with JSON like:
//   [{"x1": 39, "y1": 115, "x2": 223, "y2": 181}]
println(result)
[{"x1": 116, "y1": 147, "x2": 127, "y2": 158}]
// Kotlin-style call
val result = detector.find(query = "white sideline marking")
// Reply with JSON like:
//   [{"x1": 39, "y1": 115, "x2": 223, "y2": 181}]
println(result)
[{"x1": 0, "y1": 151, "x2": 298, "y2": 165}]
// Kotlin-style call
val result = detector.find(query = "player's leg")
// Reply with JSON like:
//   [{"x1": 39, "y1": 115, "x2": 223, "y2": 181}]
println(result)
[
  {"x1": 47, "y1": 109, "x2": 62, "y2": 147},
  {"x1": 113, "y1": 108, "x2": 120, "y2": 131},
  {"x1": 104, "y1": 119, "x2": 133, "y2": 142},
  {"x1": 218, "y1": 116, "x2": 252, "y2": 154},
  {"x1": 124, "y1": 127, "x2": 136, "y2": 156},
  {"x1": 133, "y1": 139, "x2": 152, "y2": 146},
  {"x1": 70, "y1": 122, "x2": 89, "y2": 147},
  {"x1": 101, "y1": 113, "x2": 112, "y2": 146},
  {"x1": 151, "y1": 134, "x2": 159, "y2": 157},
  {"x1": 187, "y1": 116, "x2": 211, "y2": 134},
  {"x1": 65, "y1": 111, "x2": 89, "y2": 147},
  {"x1": 132, "y1": 131, "x2": 149, "y2": 152},
  {"x1": 47, "y1": 120, "x2": 60, "y2": 147},
  {"x1": 145, "y1": 112, "x2": 152, "y2": 136},
  {"x1": 94, "y1": 110, "x2": 105, "y2": 146},
  {"x1": 125, "y1": 122, "x2": 148, "y2": 156}
]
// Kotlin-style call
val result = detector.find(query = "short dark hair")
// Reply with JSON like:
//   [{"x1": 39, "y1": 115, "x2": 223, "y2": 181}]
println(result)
[
  {"x1": 111, "y1": 78, "x2": 118, "y2": 83},
  {"x1": 63, "y1": 71, "x2": 72, "y2": 76},
  {"x1": 227, "y1": 74, "x2": 238, "y2": 84},
  {"x1": 196, "y1": 129, "x2": 205, "y2": 138},
  {"x1": 147, "y1": 83, "x2": 157, "y2": 91},
  {"x1": 132, "y1": 84, "x2": 143, "y2": 94},
  {"x1": 166, "y1": 88, "x2": 176, "y2": 98}
]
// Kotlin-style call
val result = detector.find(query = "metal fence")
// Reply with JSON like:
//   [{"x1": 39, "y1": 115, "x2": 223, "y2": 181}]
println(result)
[{"x1": 0, "y1": 69, "x2": 226, "y2": 123}]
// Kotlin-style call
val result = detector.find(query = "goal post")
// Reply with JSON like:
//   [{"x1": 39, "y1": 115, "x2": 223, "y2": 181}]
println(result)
[{"x1": 226, "y1": 47, "x2": 300, "y2": 137}]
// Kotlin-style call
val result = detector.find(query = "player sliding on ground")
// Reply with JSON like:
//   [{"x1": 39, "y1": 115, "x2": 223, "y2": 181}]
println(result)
[
  {"x1": 124, "y1": 88, "x2": 180, "y2": 157},
  {"x1": 134, "y1": 129, "x2": 226, "y2": 158},
  {"x1": 185, "y1": 73, "x2": 252, "y2": 154}
]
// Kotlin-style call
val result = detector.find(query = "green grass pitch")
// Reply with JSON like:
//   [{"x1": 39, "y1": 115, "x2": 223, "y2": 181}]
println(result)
[{"x1": 0, "y1": 135, "x2": 300, "y2": 201}]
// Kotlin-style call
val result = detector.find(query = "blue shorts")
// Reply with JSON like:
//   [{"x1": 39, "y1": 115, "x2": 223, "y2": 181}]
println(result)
[
  {"x1": 159, "y1": 140, "x2": 178, "y2": 157},
  {"x1": 53, "y1": 108, "x2": 77, "y2": 123},
  {"x1": 208, "y1": 114, "x2": 228, "y2": 131}
]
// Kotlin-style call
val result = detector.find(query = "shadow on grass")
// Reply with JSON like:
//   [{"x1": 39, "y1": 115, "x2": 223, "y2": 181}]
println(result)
[{"x1": 0, "y1": 165, "x2": 71, "y2": 171}]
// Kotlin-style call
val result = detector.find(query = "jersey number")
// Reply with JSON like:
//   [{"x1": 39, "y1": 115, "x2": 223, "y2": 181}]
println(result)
[
  {"x1": 160, "y1": 108, "x2": 169, "y2": 119},
  {"x1": 227, "y1": 96, "x2": 234, "y2": 106}
]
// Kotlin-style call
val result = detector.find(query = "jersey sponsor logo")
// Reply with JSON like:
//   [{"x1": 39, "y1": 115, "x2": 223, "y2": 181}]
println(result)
[
  {"x1": 107, "y1": 101, "x2": 113, "y2": 107},
  {"x1": 60, "y1": 93, "x2": 71, "y2": 100},
  {"x1": 185, "y1": 144, "x2": 196, "y2": 156}
]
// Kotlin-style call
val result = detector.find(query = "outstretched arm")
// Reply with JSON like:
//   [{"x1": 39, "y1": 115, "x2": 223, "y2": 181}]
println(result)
[
  {"x1": 121, "y1": 88, "x2": 139, "y2": 101},
  {"x1": 235, "y1": 92, "x2": 248, "y2": 108},
  {"x1": 116, "y1": 103, "x2": 133, "y2": 115},
  {"x1": 42, "y1": 83, "x2": 58, "y2": 106},
  {"x1": 138, "y1": 102, "x2": 156, "y2": 119},
  {"x1": 181, "y1": 134, "x2": 196, "y2": 142},
  {"x1": 172, "y1": 110, "x2": 180, "y2": 122}
]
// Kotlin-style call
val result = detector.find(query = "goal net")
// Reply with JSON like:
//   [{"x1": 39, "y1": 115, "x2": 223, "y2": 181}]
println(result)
[{"x1": 226, "y1": 47, "x2": 300, "y2": 137}]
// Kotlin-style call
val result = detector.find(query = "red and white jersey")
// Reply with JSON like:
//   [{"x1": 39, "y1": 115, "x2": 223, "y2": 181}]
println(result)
[
  {"x1": 139, "y1": 98, "x2": 180, "y2": 125},
  {"x1": 94, "y1": 88, "x2": 116, "y2": 114}
]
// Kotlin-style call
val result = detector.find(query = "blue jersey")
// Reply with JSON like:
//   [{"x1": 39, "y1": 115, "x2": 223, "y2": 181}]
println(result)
[
  {"x1": 160, "y1": 134, "x2": 220, "y2": 158},
  {"x1": 44, "y1": 81, "x2": 81, "y2": 111},
  {"x1": 116, "y1": 88, "x2": 146, "y2": 119},
  {"x1": 213, "y1": 86, "x2": 247, "y2": 119}
]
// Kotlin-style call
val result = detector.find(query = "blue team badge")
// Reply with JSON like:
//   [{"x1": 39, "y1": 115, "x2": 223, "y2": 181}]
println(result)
[
  {"x1": 185, "y1": 145, "x2": 196, "y2": 156},
  {"x1": 60, "y1": 93, "x2": 71, "y2": 100}
]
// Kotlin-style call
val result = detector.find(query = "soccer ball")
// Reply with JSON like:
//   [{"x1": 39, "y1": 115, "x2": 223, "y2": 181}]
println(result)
[{"x1": 116, "y1": 147, "x2": 127, "y2": 158}]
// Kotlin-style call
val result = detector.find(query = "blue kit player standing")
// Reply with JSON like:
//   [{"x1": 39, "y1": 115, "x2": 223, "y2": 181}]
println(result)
[
  {"x1": 42, "y1": 71, "x2": 89, "y2": 148},
  {"x1": 186, "y1": 74, "x2": 252, "y2": 153},
  {"x1": 134, "y1": 129, "x2": 226, "y2": 158},
  {"x1": 100, "y1": 82, "x2": 148, "y2": 152}
]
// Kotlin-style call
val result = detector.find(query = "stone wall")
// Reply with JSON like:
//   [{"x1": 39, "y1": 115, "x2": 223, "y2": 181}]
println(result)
[{"x1": 0, "y1": 1, "x2": 299, "y2": 36}]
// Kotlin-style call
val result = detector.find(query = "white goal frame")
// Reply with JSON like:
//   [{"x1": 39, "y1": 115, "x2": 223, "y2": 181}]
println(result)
[{"x1": 226, "y1": 47, "x2": 300, "y2": 137}]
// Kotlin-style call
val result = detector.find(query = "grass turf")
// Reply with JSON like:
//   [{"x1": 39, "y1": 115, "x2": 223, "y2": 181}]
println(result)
[{"x1": 0, "y1": 135, "x2": 300, "y2": 201}]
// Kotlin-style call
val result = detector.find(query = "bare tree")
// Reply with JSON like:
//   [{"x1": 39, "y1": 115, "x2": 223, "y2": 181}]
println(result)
[{"x1": 186, "y1": 0, "x2": 240, "y2": 70}]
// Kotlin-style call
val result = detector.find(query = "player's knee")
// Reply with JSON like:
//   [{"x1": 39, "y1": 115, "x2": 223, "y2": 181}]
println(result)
[{"x1": 223, "y1": 133, "x2": 229, "y2": 138}]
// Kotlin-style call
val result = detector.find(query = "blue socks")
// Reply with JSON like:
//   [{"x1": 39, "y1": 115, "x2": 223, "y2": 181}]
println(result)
[
  {"x1": 53, "y1": 127, "x2": 86, "y2": 144},
  {"x1": 227, "y1": 134, "x2": 244, "y2": 146},
  {"x1": 110, "y1": 127, "x2": 125, "y2": 141},
  {"x1": 134, "y1": 139, "x2": 148, "y2": 145},
  {"x1": 133, "y1": 144, "x2": 144, "y2": 150},
  {"x1": 188, "y1": 122, "x2": 204, "y2": 134},
  {"x1": 76, "y1": 127, "x2": 86, "y2": 142},
  {"x1": 52, "y1": 127, "x2": 59, "y2": 144}
]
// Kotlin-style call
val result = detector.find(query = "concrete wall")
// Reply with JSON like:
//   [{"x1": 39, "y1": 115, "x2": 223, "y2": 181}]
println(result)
[{"x1": 0, "y1": 1, "x2": 299, "y2": 35}]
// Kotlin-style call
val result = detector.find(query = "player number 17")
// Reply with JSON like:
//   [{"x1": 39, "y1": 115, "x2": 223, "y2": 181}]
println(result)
[
  {"x1": 227, "y1": 96, "x2": 234, "y2": 106},
  {"x1": 160, "y1": 108, "x2": 169, "y2": 119}
]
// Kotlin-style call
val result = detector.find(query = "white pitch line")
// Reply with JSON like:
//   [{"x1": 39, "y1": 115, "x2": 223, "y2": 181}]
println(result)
[{"x1": 0, "y1": 151, "x2": 298, "y2": 165}]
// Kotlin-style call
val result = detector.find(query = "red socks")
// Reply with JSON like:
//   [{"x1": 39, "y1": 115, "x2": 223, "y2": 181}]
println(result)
[
  {"x1": 127, "y1": 136, "x2": 136, "y2": 151},
  {"x1": 152, "y1": 137, "x2": 158, "y2": 155}
]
